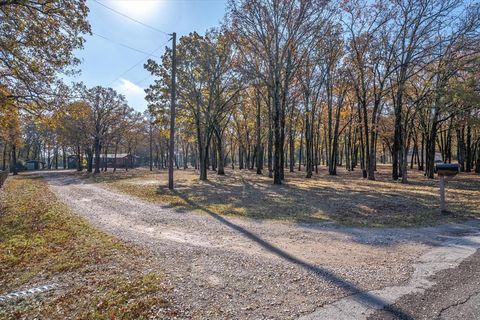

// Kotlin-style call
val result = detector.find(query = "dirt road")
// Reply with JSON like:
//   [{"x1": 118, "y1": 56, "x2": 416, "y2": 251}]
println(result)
[{"x1": 42, "y1": 171, "x2": 480, "y2": 319}]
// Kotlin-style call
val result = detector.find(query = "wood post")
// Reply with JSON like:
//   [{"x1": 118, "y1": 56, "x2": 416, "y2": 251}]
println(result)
[
  {"x1": 168, "y1": 32, "x2": 177, "y2": 189},
  {"x1": 439, "y1": 175, "x2": 446, "y2": 212}
]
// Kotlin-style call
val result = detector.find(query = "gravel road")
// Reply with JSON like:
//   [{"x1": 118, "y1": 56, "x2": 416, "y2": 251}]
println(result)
[{"x1": 41, "y1": 171, "x2": 480, "y2": 319}]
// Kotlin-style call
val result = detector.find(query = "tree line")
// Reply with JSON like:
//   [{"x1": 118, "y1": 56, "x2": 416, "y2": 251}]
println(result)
[{"x1": 145, "y1": 0, "x2": 480, "y2": 184}]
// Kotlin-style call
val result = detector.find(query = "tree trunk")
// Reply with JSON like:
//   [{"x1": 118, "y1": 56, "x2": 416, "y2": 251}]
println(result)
[
  {"x1": 419, "y1": 133, "x2": 425, "y2": 171},
  {"x1": 77, "y1": 145, "x2": 83, "y2": 171},
  {"x1": 103, "y1": 146, "x2": 108, "y2": 172},
  {"x1": 199, "y1": 146, "x2": 208, "y2": 181},
  {"x1": 54, "y1": 146, "x2": 59, "y2": 170},
  {"x1": 329, "y1": 92, "x2": 343, "y2": 176},
  {"x1": 426, "y1": 119, "x2": 438, "y2": 179},
  {"x1": 216, "y1": 133, "x2": 225, "y2": 175},
  {"x1": 457, "y1": 126, "x2": 466, "y2": 172},
  {"x1": 62, "y1": 146, "x2": 67, "y2": 169},
  {"x1": 2, "y1": 143, "x2": 7, "y2": 171},
  {"x1": 357, "y1": 104, "x2": 367, "y2": 178},
  {"x1": 475, "y1": 139, "x2": 480, "y2": 174},
  {"x1": 239, "y1": 145, "x2": 244, "y2": 170},
  {"x1": 466, "y1": 124, "x2": 472, "y2": 172},
  {"x1": 267, "y1": 93, "x2": 273, "y2": 178},
  {"x1": 94, "y1": 137, "x2": 101, "y2": 174},
  {"x1": 86, "y1": 148, "x2": 93, "y2": 173},
  {"x1": 113, "y1": 144, "x2": 118, "y2": 172},
  {"x1": 184, "y1": 144, "x2": 189, "y2": 169},
  {"x1": 11, "y1": 144, "x2": 17, "y2": 175},
  {"x1": 298, "y1": 126, "x2": 303, "y2": 172}
]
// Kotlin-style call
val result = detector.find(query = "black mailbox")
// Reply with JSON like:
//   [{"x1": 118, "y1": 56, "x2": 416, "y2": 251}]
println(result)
[{"x1": 435, "y1": 163, "x2": 460, "y2": 176}]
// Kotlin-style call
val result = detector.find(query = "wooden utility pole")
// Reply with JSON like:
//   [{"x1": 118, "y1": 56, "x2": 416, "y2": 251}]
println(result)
[
  {"x1": 149, "y1": 114, "x2": 153, "y2": 171},
  {"x1": 168, "y1": 32, "x2": 177, "y2": 189}
]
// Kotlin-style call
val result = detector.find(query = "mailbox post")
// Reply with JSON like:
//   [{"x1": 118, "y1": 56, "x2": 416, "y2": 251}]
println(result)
[{"x1": 435, "y1": 163, "x2": 460, "y2": 213}]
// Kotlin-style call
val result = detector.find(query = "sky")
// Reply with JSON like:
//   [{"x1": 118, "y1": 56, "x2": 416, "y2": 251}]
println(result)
[{"x1": 69, "y1": 0, "x2": 229, "y2": 113}]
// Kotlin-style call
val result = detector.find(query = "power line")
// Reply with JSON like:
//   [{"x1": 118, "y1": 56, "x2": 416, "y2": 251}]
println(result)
[
  {"x1": 107, "y1": 39, "x2": 170, "y2": 87},
  {"x1": 133, "y1": 74, "x2": 154, "y2": 87},
  {"x1": 92, "y1": 32, "x2": 163, "y2": 58},
  {"x1": 93, "y1": 0, "x2": 170, "y2": 36}
]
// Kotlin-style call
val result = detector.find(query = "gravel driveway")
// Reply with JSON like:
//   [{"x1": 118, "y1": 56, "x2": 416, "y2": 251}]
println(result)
[{"x1": 41, "y1": 171, "x2": 480, "y2": 319}]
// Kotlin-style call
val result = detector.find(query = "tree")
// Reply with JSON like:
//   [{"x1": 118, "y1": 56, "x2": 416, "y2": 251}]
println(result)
[
  {"x1": 0, "y1": 95, "x2": 21, "y2": 174},
  {"x1": 59, "y1": 101, "x2": 92, "y2": 171},
  {"x1": 78, "y1": 85, "x2": 130, "y2": 174},
  {"x1": 228, "y1": 0, "x2": 333, "y2": 184},
  {"x1": 0, "y1": 1, "x2": 90, "y2": 106},
  {"x1": 146, "y1": 31, "x2": 239, "y2": 180}
]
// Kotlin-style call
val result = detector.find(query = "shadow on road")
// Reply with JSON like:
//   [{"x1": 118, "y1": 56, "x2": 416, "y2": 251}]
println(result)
[{"x1": 172, "y1": 189, "x2": 414, "y2": 319}]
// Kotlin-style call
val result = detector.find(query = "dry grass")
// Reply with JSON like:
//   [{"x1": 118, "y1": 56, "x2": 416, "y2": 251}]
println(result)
[
  {"x1": 0, "y1": 175, "x2": 175, "y2": 319},
  {"x1": 81, "y1": 165, "x2": 480, "y2": 227}
]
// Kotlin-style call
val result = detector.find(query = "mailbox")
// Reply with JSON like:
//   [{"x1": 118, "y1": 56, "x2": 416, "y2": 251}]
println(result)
[
  {"x1": 435, "y1": 163, "x2": 460, "y2": 213},
  {"x1": 435, "y1": 163, "x2": 460, "y2": 177}
]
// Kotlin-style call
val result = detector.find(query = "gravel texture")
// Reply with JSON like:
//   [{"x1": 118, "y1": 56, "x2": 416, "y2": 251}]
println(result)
[
  {"x1": 368, "y1": 249, "x2": 480, "y2": 320},
  {"x1": 41, "y1": 171, "x2": 480, "y2": 319}
]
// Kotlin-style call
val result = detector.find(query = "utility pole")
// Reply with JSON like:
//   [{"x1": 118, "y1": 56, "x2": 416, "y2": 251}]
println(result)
[
  {"x1": 149, "y1": 114, "x2": 153, "y2": 171},
  {"x1": 168, "y1": 32, "x2": 177, "y2": 189}
]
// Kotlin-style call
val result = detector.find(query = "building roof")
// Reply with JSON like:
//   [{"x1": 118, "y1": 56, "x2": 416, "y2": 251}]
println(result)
[{"x1": 103, "y1": 153, "x2": 138, "y2": 159}]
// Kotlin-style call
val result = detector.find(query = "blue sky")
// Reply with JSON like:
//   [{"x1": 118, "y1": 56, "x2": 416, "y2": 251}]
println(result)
[{"x1": 70, "y1": 0, "x2": 228, "y2": 112}]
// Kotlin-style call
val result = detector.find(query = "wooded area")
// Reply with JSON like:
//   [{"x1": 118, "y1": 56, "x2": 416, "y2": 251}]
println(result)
[{"x1": 1, "y1": 0, "x2": 479, "y2": 186}]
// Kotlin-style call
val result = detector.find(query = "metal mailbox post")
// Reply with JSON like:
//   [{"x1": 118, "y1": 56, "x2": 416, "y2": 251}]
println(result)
[{"x1": 435, "y1": 163, "x2": 460, "y2": 212}]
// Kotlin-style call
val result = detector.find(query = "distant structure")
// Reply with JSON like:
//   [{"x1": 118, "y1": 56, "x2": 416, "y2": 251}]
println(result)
[
  {"x1": 94, "y1": 153, "x2": 139, "y2": 168},
  {"x1": 26, "y1": 160, "x2": 45, "y2": 170}
]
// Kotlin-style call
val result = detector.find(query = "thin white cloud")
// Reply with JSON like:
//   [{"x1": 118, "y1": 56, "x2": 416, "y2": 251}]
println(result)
[{"x1": 115, "y1": 78, "x2": 147, "y2": 112}]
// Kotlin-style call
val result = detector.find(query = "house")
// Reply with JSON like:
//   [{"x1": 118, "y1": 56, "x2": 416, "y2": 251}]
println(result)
[
  {"x1": 26, "y1": 160, "x2": 45, "y2": 170},
  {"x1": 95, "y1": 153, "x2": 139, "y2": 168},
  {"x1": 67, "y1": 155, "x2": 79, "y2": 169}
]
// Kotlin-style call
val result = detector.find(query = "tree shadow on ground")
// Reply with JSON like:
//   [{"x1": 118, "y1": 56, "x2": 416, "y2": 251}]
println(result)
[
  {"x1": 152, "y1": 167, "x2": 479, "y2": 228},
  {"x1": 171, "y1": 189, "x2": 415, "y2": 319},
  {"x1": 38, "y1": 168, "x2": 480, "y2": 247},
  {"x1": 44, "y1": 166, "x2": 480, "y2": 227}
]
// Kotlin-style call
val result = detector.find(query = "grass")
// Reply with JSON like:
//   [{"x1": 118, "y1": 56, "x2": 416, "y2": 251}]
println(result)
[
  {"x1": 0, "y1": 175, "x2": 175, "y2": 319},
  {"x1": 80, "y1": 164, "x2": 480, "y2": 227}
]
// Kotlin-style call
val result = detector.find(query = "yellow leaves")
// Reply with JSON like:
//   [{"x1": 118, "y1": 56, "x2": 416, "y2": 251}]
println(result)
[
  {"x1": 2, "y1": 0, "x2": 90, "y2": 109},
  {"x1": 0, "y1": 98, "x2": 22, "y2": 143},
  {"x1": 340, "y1": 109, "x2": 350, "y2": 119}
]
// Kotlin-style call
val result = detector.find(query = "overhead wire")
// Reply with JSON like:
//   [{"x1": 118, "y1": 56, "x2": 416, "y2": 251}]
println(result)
[
  {"x1": 89, "y1": 0, "x2": 172, "y2": 88},
  {"x1": 92, "y1": 32, "x2": 163, "y2": 58},
  {"x1": 106, "y1": 38, "x2": 170, "y2": 87},
  {"x1": 92, "y1": 0, "x2": 171, "y2": 36}
]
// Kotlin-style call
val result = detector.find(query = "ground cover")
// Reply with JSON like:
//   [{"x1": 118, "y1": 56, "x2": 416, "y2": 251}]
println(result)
[
  {"x1": 81, "y1": 165, "x2": 480, "y2": 227},
  {"x1": 0, "y1": 175, "x2": 176, "y2": 319}
]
